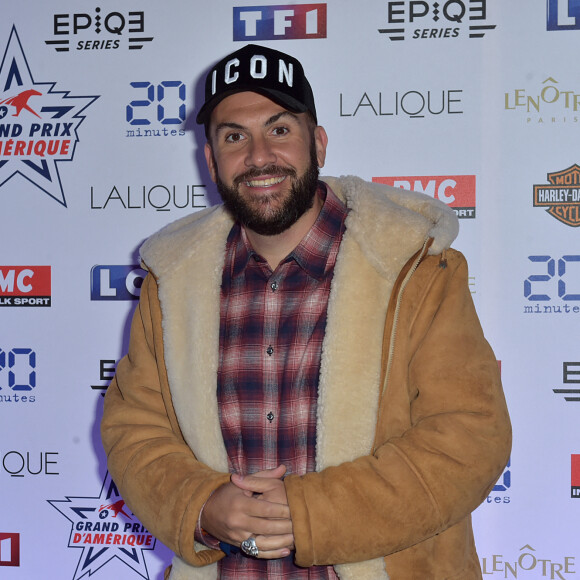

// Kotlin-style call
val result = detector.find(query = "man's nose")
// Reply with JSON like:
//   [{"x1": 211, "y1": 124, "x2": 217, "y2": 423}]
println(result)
[{"x1": 245, "y1": 135, "x2": 276, "y2": 168}]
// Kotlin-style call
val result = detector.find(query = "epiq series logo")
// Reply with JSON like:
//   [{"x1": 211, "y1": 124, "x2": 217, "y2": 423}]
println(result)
[
  {"x1": 533, "y1": 164, "x2": 580, "y2": 227},
  {"x1": 45, "y1": 9, "x2": 154, "y2": 52},
  {"x1": 0, "y1": 347, "x2": 37, "y2": 404},
  {"x1": 554, "y1": 362, "x2": 580, "y2": 402},
  {"x1": 0, "y1": 27, "x2": 98, "y2": 206},
  {"x1": 548, "y1": 0, "x2": 580, "y2": 30},
  {"x1": 0, "y1": 266, "x2": 51, "y2": 307},
  {"x1": 0, "y1": 533, "x2": 20, "y2": 567},
  {"x1": 233, "y1": 4, "x2": 327, "y2": 40},
  {"x1": 49, "y1": 472, "x2": 156, "y2": 579},
  {"x1": 523, "y1": 254, "x2": 580, "y2": 316},
  {"x1": 90, "y1": 266, "x2": 146, "y2": 301},
  {"x1": 373, "y1": 175, "x2": 476, "y2": 218},
  {"x1": 91, "y1": 359, "x2": 118, "y2": 396},
  {"x1": 378, "y1": 0, "x2": 496, "y2": 41}
]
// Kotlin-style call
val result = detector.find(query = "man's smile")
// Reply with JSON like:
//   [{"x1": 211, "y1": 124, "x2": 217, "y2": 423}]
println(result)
[{"x1": 245, "y1": 175, "x2": 288, "y2": 188}]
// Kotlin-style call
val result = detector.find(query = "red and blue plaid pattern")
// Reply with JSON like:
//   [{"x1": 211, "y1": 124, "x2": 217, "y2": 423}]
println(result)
[{"x1": 216, "y1": 184, "x2": 346, "y2": 578}]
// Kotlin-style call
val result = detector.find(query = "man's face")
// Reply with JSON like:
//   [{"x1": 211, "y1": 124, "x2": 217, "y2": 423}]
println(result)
[{"x1": 204, "y1": 92, "x2": 327, "y2": 236}]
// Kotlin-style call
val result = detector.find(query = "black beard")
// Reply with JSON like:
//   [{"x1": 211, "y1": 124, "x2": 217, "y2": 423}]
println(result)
[{"x1": 215, "y1": 145, "x2": 320, "y2": 236}]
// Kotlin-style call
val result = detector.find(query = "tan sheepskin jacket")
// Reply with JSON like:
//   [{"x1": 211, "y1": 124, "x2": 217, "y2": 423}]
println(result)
[{"x1": 101, "y1": 175, "x2": 511, "y2": 580}]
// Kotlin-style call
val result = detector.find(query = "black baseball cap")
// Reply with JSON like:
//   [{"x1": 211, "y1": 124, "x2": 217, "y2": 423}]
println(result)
[{"x1": 196, "y1": 44, "x2": 317, "y2": 126}]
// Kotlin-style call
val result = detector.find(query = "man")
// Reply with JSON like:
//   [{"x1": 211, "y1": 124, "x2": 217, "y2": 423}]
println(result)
[{"x1": 101, "y1": 44, "x2": 511, "y2": 579}]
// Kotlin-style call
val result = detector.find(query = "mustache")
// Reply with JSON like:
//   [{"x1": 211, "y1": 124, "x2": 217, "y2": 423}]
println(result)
[{"x1": 234, "y1": 166, "x2": 297, "y2": 186}]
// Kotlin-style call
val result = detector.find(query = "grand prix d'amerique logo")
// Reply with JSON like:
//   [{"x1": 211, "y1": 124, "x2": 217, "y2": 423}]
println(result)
[
  {"x1": 48, "y1": 472, "x2": 156, "y2": 579},
  {"x1": 0, "y1": 26, "x2": 98, "y2": 206}
]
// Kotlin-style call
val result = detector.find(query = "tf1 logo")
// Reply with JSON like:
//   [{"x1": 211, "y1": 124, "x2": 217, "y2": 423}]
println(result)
[
  {"x1": 90, "y1": 266, "x2": 146, "y2": 301},
  {"x1": 233, "y1": 4, "x2": 327, "y2": 40},
  {"x1": 547, "y1": 0, "x2": 580, "y2": 30}
]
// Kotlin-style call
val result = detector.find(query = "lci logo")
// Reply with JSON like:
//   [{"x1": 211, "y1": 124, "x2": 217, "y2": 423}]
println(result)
[
  {"x1": 0, "y1": 266, "x2": 51, "y2": 307},
  {"x1": 90, "y1": 266, "x2": 146, "y2": 301},
  {"x1": 547, "y1": 0, "x2": 580, "y2": 30},
  {"x1": 233, "y1": 4, "x2": 327, "y2": 40},
  {"x1": 373, "y1": 175, "x2": 476, "y2": 218},
  {"x1": 378, "y1": 0, "x2": 497, "y2": 41},
  {"x1": 0, "y1": 27, "x2": 98, "y2": 206},
  {"x1": 49, "y1": 472, "x2": 156, "y2": 579},
  {"x1": 0, "y1": 533, "x2": 20, "y2": 567},
  {"x1": 533, "y1": 164, "x2": 580, "y2": 227}
]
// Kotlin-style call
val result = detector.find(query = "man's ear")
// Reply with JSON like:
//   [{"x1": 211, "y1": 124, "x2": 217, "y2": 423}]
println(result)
[
  {"x1": 313, "y1": 126, "x2": 328, "y2": 168},
  {"x1": 204, "y1": 142, "x2": 217, "y2": 183}
]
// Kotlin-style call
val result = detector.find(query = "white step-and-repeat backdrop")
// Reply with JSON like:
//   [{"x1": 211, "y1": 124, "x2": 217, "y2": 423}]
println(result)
[{"x1": 1, "y1": 1, "x2": 578, "y2": 578}]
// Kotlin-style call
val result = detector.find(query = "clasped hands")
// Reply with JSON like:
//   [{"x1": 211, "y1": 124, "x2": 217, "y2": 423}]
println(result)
[{"x1": 200, "y1": 464, "x2": 294, "y2": 559}]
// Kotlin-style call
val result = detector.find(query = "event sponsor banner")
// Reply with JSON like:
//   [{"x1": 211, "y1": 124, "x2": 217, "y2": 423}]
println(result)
[{"x1": 1, "y1": 1, "x2": 577, "y2": 577}]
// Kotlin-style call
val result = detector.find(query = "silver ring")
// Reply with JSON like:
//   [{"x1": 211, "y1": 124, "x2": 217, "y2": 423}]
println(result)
[{"x1": 241, "y1": 535, "x2": 259, "y2": 557}]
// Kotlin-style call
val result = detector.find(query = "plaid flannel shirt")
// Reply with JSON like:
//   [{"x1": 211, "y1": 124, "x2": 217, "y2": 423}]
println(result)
[{"x1": 212, "y1": 183, "x2": 347, "y2": 578}]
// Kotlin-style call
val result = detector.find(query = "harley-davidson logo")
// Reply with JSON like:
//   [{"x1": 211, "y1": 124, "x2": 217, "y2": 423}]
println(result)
[{"x1": 533, "y1": 164, "x2": 580, "y2": 227}]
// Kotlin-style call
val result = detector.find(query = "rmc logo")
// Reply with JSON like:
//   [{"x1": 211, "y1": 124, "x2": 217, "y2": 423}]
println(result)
[
  {"x1": 0, "y1": 266, "x2": 51, "y2": 307},
  {"x1": 373, "y1": 175, "x2": 476, "y2": 218},
  {"x1": 233, "y1": 4, "x2": 327, "y2": 40},
  {"x1": 547, "y1": 0, "x2": 580, "y2": 30}
]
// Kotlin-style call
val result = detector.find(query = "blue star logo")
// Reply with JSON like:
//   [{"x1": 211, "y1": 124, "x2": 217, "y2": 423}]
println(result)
[
  {"x1": 0, "y1": 26, "x2": 98, "y2": 206},
  {"x1": 48, "y1": 472, "x2": 156, "y2": 579}
]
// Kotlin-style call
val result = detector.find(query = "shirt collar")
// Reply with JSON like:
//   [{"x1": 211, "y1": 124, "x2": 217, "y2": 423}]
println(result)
[{"x1": 229, "y1": 181, "x2": 348, "y2": 280}]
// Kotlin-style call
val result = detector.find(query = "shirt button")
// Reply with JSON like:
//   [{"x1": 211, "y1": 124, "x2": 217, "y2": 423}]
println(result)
[
  {"x1": 267, "y1": 412, "x2": 274, "y2": 423},
  {"x1": 266, "y1": 345, "x2": 274, "y2": 356},
  {"x1": 270, "y1": 281, "x2": 279, "y2": 291}
]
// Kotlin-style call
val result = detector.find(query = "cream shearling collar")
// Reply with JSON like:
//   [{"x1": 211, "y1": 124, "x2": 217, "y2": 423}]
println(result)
[{"x1": 141, "y1": 175, "x2": 458, "y2": 279}]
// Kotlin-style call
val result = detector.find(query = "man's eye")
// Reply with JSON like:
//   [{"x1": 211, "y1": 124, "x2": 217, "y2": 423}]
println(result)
[
  {"x1": 225, "y1": 133, "x2": 244, "y2": 143},
  {"x1": 272, "y1": 126, "x2": 289, "y2": 136}
]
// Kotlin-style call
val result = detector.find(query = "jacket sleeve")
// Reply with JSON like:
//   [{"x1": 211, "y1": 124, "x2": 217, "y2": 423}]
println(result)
[
  {"x1": 285, "y1": 250, "x2": 511, "y2": 567},
  {"x1": 100, "y1": 273, "x2": 229, "y2": 566}
]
